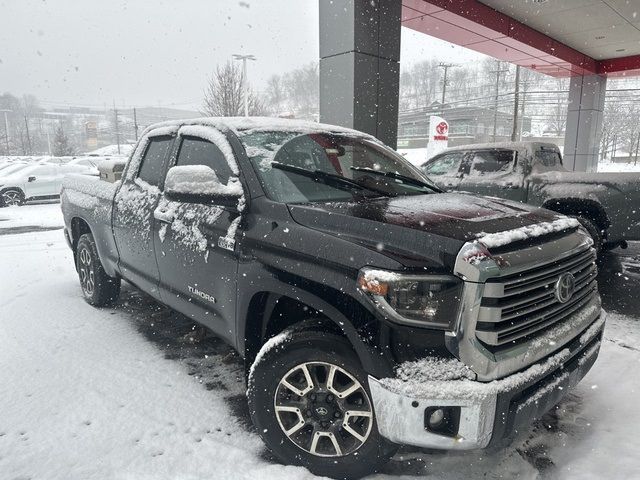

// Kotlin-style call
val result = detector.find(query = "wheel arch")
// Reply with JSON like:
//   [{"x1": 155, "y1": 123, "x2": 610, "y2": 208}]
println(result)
[
  {"x1": 241, "y1": 287, "x2": 388, "y2": 379},
  {"x1": 542, "y1": 197, "x2": 611, "y2": 232}
]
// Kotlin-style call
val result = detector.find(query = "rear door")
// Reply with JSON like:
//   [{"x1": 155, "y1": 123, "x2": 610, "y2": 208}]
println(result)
[
  {"x1": 458, "y1": 149, "x2": 526, "y2": 202},
  {"x1": 153, "y1": 129, "x2": 241, "y2": 343},
  {"x1": 420, "y1": 152, "x2": 465, "y2": 191},
  {"x1": 113, "y1": 134, "x2": 174, "y2": 298}
]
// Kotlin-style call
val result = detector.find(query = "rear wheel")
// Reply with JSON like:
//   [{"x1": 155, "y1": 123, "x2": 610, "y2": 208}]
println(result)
[
  {"x1": 248, "y1": 329, "x2": 397, "y2": 479},
  {"x1": 1, "y1": 188, "x2": 25, "y2": 207},
  {"x1": 76, "y1": 233, "x2": 121, "y2": 306}
]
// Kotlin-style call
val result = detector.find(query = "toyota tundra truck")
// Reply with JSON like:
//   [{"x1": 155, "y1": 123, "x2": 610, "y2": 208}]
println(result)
[
  {"x1": 421, "y1": 141, "x2": 640, "y2": 252},
  {"x1": 60, "y1": 118, "x2": 604, "y2": 479}
]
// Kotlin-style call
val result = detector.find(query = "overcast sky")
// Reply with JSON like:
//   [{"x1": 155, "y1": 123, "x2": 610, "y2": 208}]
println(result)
[{"x1": 0, "y1": 0, "x2": 486, "y2": 111}]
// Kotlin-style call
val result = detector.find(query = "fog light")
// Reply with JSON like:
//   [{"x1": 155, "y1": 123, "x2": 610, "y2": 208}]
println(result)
[
  {"x1": 424, "y1": 406, "x2": 461, "y2": 437},
  {"x1": 428, "y1": 408, "x2": 445, "y2": 428}
]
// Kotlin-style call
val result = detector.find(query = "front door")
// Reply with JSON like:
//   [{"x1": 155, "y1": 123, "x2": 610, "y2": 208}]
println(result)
[
  {"x1": 153, "y1": 130, "x2": 241, "y2": 343},
  {"x1": 24, "y1": 165, "x2": 58, "y2": 197},
  {"x1": 458, "y1": 149, "x2": 526, "y2": 202},
  {"x1": 113, "y1": 134, "x2": 174, "y2": 298}
]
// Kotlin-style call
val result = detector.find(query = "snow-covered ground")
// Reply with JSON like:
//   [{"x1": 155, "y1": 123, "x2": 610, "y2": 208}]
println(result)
[{"x1": 1, "y1": 205, "x2": 640, "y2": 479}]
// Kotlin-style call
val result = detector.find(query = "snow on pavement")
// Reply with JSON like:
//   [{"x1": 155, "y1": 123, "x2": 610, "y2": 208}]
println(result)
[
  {"x1": 0, "y1": 230, "x2": 316, "y2": 480},
  {"x1": 1, "y1": 205, "x2": 640, "y2": 479},
  {"x1": 0, "y1": 203, "x2": 63, "y2": 234}
]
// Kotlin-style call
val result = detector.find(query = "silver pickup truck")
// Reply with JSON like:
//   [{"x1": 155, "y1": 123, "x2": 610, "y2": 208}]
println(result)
[{"x1": 421, "y1": 141, "x2": 640, "y2": 251}]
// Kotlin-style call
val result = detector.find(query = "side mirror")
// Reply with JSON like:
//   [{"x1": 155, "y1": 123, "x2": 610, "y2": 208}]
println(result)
[
  {"x1": 28, "y1": 176, "x2": 36, "y2": 182},
  {"x1": 164, "y1": 165, "x2": 242, "y2": 206}
]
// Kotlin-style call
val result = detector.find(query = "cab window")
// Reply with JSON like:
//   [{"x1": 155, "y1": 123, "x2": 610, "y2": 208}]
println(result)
[
  {"x1": 175, "y1": 136, "x2": 233, "y2": 185},
  {"x1": 468, "y1": 150, "x2": 515, "y2": 176},
  {"x1": 422, "y1": 153, "x2": 464, "y2": 176},
  {"x1": 138, "y1": 136, "x2": 172, "y2": 186},
  {"x1": 535, "y1": 149, "x2": 562, "y2": 167}
]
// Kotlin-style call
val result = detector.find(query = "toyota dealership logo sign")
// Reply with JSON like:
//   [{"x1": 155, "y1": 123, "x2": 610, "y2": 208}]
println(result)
[
  {"x1": 436, "y1": 121, "x2": 448, "y2": 135},
  {"x1": 431, "y1": 118, "x2": 449, "y2": 141}
]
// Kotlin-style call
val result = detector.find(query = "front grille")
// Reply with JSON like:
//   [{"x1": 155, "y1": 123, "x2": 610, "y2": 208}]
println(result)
[{"x1": 476, "y1": 246, "x2": 598, "y2": 350}]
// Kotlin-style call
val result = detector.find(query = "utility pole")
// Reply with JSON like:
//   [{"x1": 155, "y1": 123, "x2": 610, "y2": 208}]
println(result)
[
  {"x1": 0, "y1": 109, "x2": 11, "y2": 154},
  {"x1": 113, "y1": 100, "x2": 121, "y2": 155},
  {"x1": 232, "y1": 53, "x2": 256, "y2": 117},
  {"x1": 438, "y1": 62, "x2": 457, "y2": 105},
  {"x1": 133, "y1": 107, "x2": 139, "y2": 141},
  {"x1": 490, "y1": 61, "x2": 509, "y2": 142},
  {"x1": 24, "y1": 115, "x2": 32, "y2": 154},
  {"x1": 511, "y1": 65, "x2": 521, "y2": 142},
  {"x1": 46, "y1": 129, "x2": 52, "y2": 156}
]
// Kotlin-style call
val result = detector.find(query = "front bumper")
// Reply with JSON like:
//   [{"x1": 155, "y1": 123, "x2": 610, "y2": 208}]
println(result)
[{"x1": 369, "y1": 314, "x2": 604, "y2": 450}]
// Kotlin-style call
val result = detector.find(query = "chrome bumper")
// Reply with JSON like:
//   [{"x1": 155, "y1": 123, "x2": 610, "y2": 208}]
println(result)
[
  {"x1": 369, "y1": 376, "x2": 496, "y2": 449},
  {"x1": 369, "y1": 314, "x2": 605, "y2": 450}
]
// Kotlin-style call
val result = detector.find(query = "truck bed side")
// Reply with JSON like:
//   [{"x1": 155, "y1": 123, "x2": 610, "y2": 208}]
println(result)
[{"x1": 60, "y1": 174, "x2": 121, "y2": 277}]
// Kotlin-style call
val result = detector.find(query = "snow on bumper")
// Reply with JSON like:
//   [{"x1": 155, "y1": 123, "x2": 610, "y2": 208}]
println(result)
[{"x1": 369, "y1": 313, "x2": 606, "y2": 450}]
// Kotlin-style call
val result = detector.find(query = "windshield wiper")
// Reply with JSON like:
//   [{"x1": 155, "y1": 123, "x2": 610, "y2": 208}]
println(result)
[
  {"x1": 350, "y1": 166, "x2": 441, "y2": 192},
  {"x1": 272, "y1": 162, "x2": 392, "y2": 197}
]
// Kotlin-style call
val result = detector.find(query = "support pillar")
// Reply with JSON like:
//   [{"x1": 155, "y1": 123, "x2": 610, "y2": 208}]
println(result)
[
  {"x1": 563, "y1": 74, "x2": 607, "y2": 172},
  {"x1": 319, "y1": 0, "x2": 401, "y2": 148}
]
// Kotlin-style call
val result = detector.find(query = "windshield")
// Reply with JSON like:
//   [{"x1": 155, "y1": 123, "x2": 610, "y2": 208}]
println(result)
[{"x1": 241, "y1": 131, "x2": 438, "y2": 203}]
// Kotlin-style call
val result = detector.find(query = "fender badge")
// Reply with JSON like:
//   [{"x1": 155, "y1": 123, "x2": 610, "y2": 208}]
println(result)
[{"x1": 218, "y1": 236, "x2": 235, "y2": 251}]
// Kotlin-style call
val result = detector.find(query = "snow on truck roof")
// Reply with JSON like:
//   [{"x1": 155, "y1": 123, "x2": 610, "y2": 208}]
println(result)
[
  {"x1": 441, "y1": 141, "x2": 560, "y2": 154},
  {"x1": 141, "y1": 117, "x2": 376, "y2": 140}
]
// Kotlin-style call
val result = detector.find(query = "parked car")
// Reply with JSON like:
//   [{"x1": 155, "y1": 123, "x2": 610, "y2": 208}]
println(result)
[
  {"x1": 0, "y1": 162, "x2": 95, "y2": 206},
  {"x1": 421, "y1": 141, "x2": 640, "y2": 251},
  {"x1": 61, "y1": 118, "x2": 604, "y2": 478}
]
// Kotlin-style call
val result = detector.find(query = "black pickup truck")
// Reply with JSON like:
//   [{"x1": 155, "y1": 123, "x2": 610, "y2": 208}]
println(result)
[{"x1": 61, "y1": 118, "x2": 604, "y2": 479}]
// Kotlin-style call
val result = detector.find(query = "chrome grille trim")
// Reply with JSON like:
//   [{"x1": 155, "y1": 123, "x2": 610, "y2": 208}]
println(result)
[
  {"x1": 448, "y1": 229, "x2": 603, "y2": 381},
  {"x1": 476, "y1": 247, "x2": 597, "y2": 346}
]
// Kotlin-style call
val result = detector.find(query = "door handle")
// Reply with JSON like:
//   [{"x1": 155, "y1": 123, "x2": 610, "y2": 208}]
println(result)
[{"x1": 153, "y1": 208, "x2": 174, "y2": 224}]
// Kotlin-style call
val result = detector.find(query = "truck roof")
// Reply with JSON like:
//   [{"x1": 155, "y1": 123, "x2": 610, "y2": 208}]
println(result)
[
  {"x1": 441, "y1": 141, "x2": 561, "y2": 154},
  {"x1": 142, "y1": 116, "x2": 375, "y2": 141}
]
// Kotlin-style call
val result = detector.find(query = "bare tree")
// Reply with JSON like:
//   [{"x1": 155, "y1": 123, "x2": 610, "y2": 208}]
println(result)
[{"x1": 202, "y1": 61, "x2": 265, "y2": 117}]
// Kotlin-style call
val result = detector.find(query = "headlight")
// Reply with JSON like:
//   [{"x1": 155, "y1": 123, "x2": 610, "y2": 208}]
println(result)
[{"x1": 357, "y1": 268, "x2": 463, "y2": 330}]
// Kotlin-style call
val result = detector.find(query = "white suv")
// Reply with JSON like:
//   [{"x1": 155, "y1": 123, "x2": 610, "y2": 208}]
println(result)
[{"x1": 0, "y1": 163, "x2": 95, "y2": 206}]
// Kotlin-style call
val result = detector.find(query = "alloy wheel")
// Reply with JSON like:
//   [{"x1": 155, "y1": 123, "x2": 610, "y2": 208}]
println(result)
[
  {"x1": 2, "y1": 191, "x2": 21, "y2": 206},
  {"x1": 274, "y1": 361, "x2": 373, "y2": 458},
  {"x1": 78, "y1": 247, "x2": 95, "y2": 296}
]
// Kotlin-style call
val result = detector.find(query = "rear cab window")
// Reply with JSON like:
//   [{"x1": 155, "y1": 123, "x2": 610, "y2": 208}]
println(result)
[
  {"x1": 468, "y1": 150, "x2": 515, "y2": 177},
  {"x1": 535, "y1": 149, "x2": 563, "y2": 167}
]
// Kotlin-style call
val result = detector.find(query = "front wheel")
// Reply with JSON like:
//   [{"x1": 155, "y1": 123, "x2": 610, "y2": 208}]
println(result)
[
  {"x1": 1, "y1": 188, "x2": 25, "y2": 207},
  {"x1": 248, "y1": 329, "x2": 397, "y2": 479},
  {"x1": 76, "y1": 233, "x2": 121, "y2": 306},
  {"x1": 573, "y1": 215, "x2": 603, "y2": 252}
]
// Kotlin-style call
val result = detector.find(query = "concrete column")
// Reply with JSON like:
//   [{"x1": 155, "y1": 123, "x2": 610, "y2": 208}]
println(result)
[
  {"x1": 563, "y1": 74, "x2": 607, "y2": 172},
  {"x1": 319, "y1": 0, "x2": 401, "y2": 148}
]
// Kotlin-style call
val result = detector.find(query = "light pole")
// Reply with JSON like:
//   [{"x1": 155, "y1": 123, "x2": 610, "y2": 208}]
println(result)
[
  {"x1": 0, "y1": 109, "x2": 11, "y2": 154},
  {"x1": 232, "y1": 54, "x2": 256, "y2": 117}
]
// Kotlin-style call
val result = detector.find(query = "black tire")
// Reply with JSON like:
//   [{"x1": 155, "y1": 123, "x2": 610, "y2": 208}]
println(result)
[
  {"x1": 0, "y1": 188, "x2": 25, "y2": 207},
  {"x1": 248, "y1": 329, "x2": 398, "y2": 479},
  {"x1": 76, "y1": 233, "x2": 121, "y2": 306},
  {"x1": 573, "y1": 215, "x2": 603, "y2": 252}
]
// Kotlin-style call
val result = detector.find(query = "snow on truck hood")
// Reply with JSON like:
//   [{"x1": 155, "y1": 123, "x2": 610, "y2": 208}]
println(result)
[{"x1": 288, "y1": 192, "x2": 567, "y2": 264}]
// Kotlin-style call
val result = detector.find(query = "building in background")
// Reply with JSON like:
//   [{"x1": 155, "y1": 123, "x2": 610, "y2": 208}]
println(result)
[{"x1": 397, "y1": 102, "x2": 535, "y2": 149}]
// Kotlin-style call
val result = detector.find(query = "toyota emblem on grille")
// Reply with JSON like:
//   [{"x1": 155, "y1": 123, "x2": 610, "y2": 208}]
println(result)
[{"x1": 555, "y1": 273, "x2": 576, "y2": 303}]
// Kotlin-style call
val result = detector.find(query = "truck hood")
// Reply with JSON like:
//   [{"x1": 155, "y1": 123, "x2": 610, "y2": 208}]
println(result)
[{"x1": 288, "y1": 193, "x2": 562, "y2": 269}]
